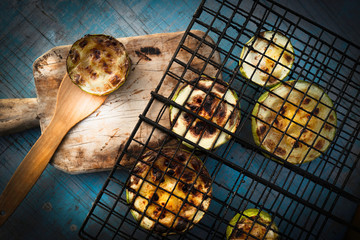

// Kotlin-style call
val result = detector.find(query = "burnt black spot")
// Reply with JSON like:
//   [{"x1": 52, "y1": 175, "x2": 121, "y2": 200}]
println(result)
[
  {"x1": 177, "y1": 154, "x2": 187, "y2": 162},
  {"x1": 203, "y1": 95, "x2": 214, "y2": 114},
  {"x1": 135, "y1": 50, "x2": 152, "y2": 61},
  {"x1": 257, "y1": 125, "x2": 267, "y2": 136},
  {"x1": 284, "y1": 53, "x2": 293, "y2": 63},
  {"x1": 79, "y1": 39, "x2": 88, "y2": 48},
  {"x1": 110, "y1": 75, "x2": 121, "y2": 85},
  {"x1": 183, "y1": 113, "x2": 193, "y2": 124},
  {"x1": 303, "y1": 98, "x2": 311, "y2": 105},
  {"x1": 154, "y1": 223, "x2": 168, "y2": 233},
  {"x1": 314, "y1": 108, "x2": 320, "y2": 115},
  {"x1": 181, "y1": 183, "x2": 191, "y2": 193},
  {"x1": 182, "y1": 171, "x2": 195, "y2": 182},
  {"x1": 152, "y1": 167, "x2": 162, "y2": 181},
  {"x1": 193, "y1": 121, "x2": 206, "y2": 135},
  {"x1": 324, "y1": 124, "x2": 332, "y2": 131},
  {"x1": 159, "y1": 211, "x2": 166, "y2": 219},
  {"x1": 186, "y1": 103, "x2": 198, "y2": 112},
  {"x1": 167, "y1": 169, "x2": 175, "y2": 176},
  {"x1": 96, "y1": 37, "x2": 104, "y2": 43},
  {"x1": 280, "y1": 106, "x2": 287, "y2": 115},
  {"x1": 175, "y1": 218, "x2": 188, "y2": 232},
  {"x1": 215, "y1": 104, "x2": 226, "y2": 119},
  {"x1": 164, "y1": 160, "x2": 176, "y2": 169},
  {"x1": 153, "y1": 193, "x2": 159, "y2": 201},
  {"x1": 294, "y1": 141, "x2": 301, "y2": 148},
  {"x1": 191, "y1": 160, "x2": 201, "y2": 172},
  {"x1": 275, "y1": 147, "x2": 286, "y2": 156},
  {"x1": 132, "y1": 165, "x2": 143, "y2": 174},
  {"x1": 315, "y1": 139, "x2": 325, "y2": 150},
  {"x1": 207, "y1": 125, "x2": 216, "y2": 135},
  {"x1": 92, "y1": 48, "x2": 101, "y2": 59},
  {"x1": 71, "y1": 49, "x2": 80, "y2": 63},
  {"x1": 140, "y1": 46, "x2": 161, "y2": 55},
  {"x1": 73, "y1": 74, "x2": 81, "y2": 84},
  {"x1": 191, "y1": 187, "x2": 200, "y2": 196},
  {"x1": 274, "y1": 118, "x2": 279, "y2": 125},
  {"x1": 263, "y1": 67, "x2": 269, "y2": 73}
]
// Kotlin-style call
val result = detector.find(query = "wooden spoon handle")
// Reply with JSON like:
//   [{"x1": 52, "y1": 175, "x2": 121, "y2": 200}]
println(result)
[{"x1": 0, "y1": 119, "x2": 69, "y2": 226}]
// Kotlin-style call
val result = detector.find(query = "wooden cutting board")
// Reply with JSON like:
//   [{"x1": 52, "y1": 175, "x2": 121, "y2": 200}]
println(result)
[{"x1": 32, "y1": 30, "x2": 221, "y2": 174}]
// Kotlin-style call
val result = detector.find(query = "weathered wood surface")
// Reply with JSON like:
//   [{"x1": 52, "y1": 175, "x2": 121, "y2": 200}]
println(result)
[
  {"x1": 32, "y1": 30, "x2": 220, "y2": 173},
  {"x1": 0, "y1": 98, "x2": 38, "y2": 135},
  {"x1": 0, "y1": 0, "x2": 359, "y2": 240}
]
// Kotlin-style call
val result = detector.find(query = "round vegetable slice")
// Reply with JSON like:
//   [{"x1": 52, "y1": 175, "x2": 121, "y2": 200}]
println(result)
[
  {"x1": 239, "y1": 31, "x2": 294, "y2": 87},
  {"x1": 226, "y1": 208, "x2": 279, "y2": 240},
  {"x1": 66, "y1": 34, "x2": 131, "y2": 96},
  {"x1": 170, "y1": 76, "x2": 241, "y2": 150},
  {"x1": 252, "y1": 80, "x2": 337, "y2": 164},
  {"x1": 126, "y1": 148, "x2": 212, "y2": 235}
]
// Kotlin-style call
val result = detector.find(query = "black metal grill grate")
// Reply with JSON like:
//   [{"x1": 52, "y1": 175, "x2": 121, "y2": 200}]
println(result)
[{"x1": 79, "y1": 0, "x2": 360, "y2": 239}]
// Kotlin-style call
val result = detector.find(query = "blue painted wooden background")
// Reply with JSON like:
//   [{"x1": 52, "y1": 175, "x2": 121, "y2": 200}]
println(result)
[{"x1": 0, "y1": 0, "x2": 359, "y2": 239}]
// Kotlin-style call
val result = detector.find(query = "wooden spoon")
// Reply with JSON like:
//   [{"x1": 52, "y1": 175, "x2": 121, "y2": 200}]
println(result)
[{"x1": 0, "y1": 74, "x2": 107, "y2": 226}]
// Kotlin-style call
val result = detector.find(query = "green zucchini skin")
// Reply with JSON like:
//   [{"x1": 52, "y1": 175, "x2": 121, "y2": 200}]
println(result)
[{"x1": 226, "y1": 208, "x2": 279, "y2": 240}]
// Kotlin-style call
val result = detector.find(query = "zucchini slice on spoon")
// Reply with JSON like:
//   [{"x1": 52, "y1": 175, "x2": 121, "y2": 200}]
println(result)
[
  {"x1": 126, "y1": 148, "x2": 212, "y2": 235},
  {"x1": 239, "y1": 31, "x2": 294, "y2": 87},
  {"x1": 170, "y1": 76, "x2": 241, "y2": 150},
  {"x1": 226, "y1": 208, "x2": 279, "y2": 240},
  {"x1": 252, "y1": 80, "x2": 337, "y2": 164},
  {"x1": 66, "y1": 34, "x2": 131, "y2": 96}
]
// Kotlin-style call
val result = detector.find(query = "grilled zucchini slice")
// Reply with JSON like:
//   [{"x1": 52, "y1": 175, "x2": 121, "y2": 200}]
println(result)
[
  {"x1": 170, "y1": 76, "x2": 240, "y2": 150},
  {"x1": 239, "y1": 31, "x2": 294, "y2": 87},
  {"x1": 226, "y1": 209, "x2": 279, "y2": 240},
  {"x1": 126, "y1": 148, "x2": 212, "y2": 235},
  {"x1": 66, "y1": 34, "x2": 130, "y2": 96},
  {"x1": 252, "y1": 80, "x2": 337, "y2": 164}
]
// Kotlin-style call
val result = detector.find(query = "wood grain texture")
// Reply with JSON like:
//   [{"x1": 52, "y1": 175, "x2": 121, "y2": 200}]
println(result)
[
  {"x1": 0, "y1": 74, "x2": 106, "y2": 226},
  {"x1": 33, "y1": 30, "x2": 221, "y2": 173},
  {"x1": 0, "y1": 98, "x2": 39, "y2": 135}
]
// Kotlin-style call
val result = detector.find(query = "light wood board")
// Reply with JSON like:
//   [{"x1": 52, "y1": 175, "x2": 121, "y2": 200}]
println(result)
[{"x1": 33, "y1": 30, "x2": 221, "y2": 173}]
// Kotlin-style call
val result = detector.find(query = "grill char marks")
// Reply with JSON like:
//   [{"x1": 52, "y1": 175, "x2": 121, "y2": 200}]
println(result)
[
  {"x1": 253, "y1": 80, "x2": 337, "y2": 164},
  {"x1": 66, "y1": 34, "x2": 130, "y2": 95},
  {"x1": 172, "y1": 76, "x2": 240, "y2": 149},
  {"x1": 128, "y1": 148, "x2": 212, "y2": 235}
]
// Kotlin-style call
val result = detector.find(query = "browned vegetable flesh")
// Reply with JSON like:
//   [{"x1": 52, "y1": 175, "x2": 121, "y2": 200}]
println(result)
[
  {"x1": 253, "y1": 80, "x2": 337, "y2": 164},
  {"x1": 67, "y1": 34, "x2": 130, "y2": 95},
  {"x1": 230, "y1": 217, "x2": 271, "y2": 240},
  {"x1": 170, "y1": 76, "x2": 240, "y2": 149},
  {"x1": 239, "y1": 31, "x2": 294, "y2": 87},
  {"x1": 127, "y1": 148, "x2": 212, "y2": 235}
]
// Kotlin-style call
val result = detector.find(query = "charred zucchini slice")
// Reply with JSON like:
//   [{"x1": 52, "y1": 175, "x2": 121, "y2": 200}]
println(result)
[
  {"x1": 126, "y1": 148, "x2": 212, "y2": 235},
  {"x1": 169, "y1": 76, "x2": 240, "y2": 150},
  {"x1": 239, "y1": 31, "x2": 294, "y2": 87},
  {"x1": 66, "y1": 34, "x2": 130, "y2": 96},
  {"x1": 252, "y1": 80, "x2": 337, "y2": 164},
  {"x1": 226, "y1": 209, "x2": 279, "y2": 240}
]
